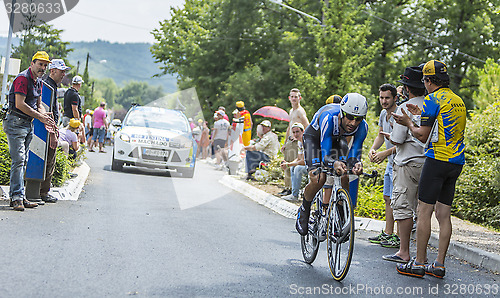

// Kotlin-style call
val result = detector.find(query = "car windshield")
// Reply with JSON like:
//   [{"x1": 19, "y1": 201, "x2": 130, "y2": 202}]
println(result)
[{"x1": 124, "y1": 108, "x2": 189, "y2": 132}]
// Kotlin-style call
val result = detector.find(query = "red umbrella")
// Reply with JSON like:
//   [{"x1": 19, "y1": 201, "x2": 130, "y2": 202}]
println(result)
[{"x1": 253, "y1": 106, "x2": 290, "y2": 122}]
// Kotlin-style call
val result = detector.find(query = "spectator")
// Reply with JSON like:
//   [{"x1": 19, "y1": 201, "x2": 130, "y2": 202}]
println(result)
[
  {"x1": 368, "y1": 84, "x2": 399, "y2": 248},
  {"x1": 89, "y1": 102, "x2": 108, "y2": 153},
  {"x1": 199, "y1": 120, "x2": 210, "y2": 159},
  {"x1": 393, "y1": 60, "x2": 467, "y2": 279},
  {"x1": 325, "y1": 94, "x2": 342, "y2": 104},
  {"x1": 4, "y1": 51, "x2": 54, "y2": 211},
  {"x1": 188, "y1": 118, "x2": 196, "y2": 131},
  {"x1": 211, "y1": 110, "x2": 230, "y2": 169},
  {"x1": 218, "y1": 106, "x2": 230, "y2": 121},
  {"x1": 242, "y1": 120, "x2": 279, "y2": 180},
  {"x1": 58, "y1": 118, "x2": 81, "y2": 159},
  {"x1": 382, "y1": 66, "x2": 426, "y2": 264},
  {"x1": 83, "y1": 109, "x2": 93, "y2": 146},
  {"x1": 281, "y1": 122, "x2": 307, "y2": 202},
  {"x1": 280, "y1": 88, "x2": 310, "y2": 196},
  {"x1": 62, "y1": 75, "x2": 84, "y2": 126},
  {"x1": 39, "y1": 58, "x2": 70, "y2": 204},
  {"x1": 236, "y1": 101, "x2": 252, "y2": 146}
]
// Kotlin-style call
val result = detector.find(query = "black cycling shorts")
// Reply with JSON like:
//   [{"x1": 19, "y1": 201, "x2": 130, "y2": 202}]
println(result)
[
  {"x1": 418, "y1": 157, "x2": 463, "y2": 206},
  {"x1": 303, "y1": 126, "x2": 349, "y2": 171}
]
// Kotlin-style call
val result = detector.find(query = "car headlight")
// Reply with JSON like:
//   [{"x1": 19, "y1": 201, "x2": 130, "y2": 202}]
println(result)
[{"x1": 119, "y1": 133, "x2": 131, "y2": 142}]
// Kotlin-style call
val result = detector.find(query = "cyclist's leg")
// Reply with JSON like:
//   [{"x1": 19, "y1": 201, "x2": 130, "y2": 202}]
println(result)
[{"x1": 296, "y1": 131, "x2": 324, "y2": 235}]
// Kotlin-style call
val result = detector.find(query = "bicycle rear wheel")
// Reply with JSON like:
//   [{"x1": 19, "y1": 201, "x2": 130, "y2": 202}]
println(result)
[
  {"x1": 301, "y1": 190, "x2": 322, "y2": 264},
  {"x1": 327, "y1": 188, "x2": 355, "y2": 281}
]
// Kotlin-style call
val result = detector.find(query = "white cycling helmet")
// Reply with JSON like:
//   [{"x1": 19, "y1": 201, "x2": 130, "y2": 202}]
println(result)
[{"x1": 340, "y1": 93, "x2": 368, "y2": 117}]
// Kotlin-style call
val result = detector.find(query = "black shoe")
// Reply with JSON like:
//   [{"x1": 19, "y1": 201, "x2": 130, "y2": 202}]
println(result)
[
  {"x1": 277, "y1": 189, "x2": 291, "y2": 196},
  {"x1": 295, "y1": 205, "x2": 310, "y2": 236},
  {"x1": 41, "y1": 194, "x2": 58, "y2": 203},
  {"x1": 27, "y1": 197, "x2": 44, "y2": 205},
  {"x1": 396, "y1": 257, "x2": 425, "y2": 278},
  {"x1": 246, "y1": 174, "x2": 257, "y2": 181}
]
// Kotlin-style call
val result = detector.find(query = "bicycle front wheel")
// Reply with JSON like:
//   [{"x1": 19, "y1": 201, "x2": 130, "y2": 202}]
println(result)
[
  {"x1": 327, "y1": 188, "x2": 355, "y2": 281},
  {"x1": 301, "y1": 190, "x2": 322, "y2": 264}
]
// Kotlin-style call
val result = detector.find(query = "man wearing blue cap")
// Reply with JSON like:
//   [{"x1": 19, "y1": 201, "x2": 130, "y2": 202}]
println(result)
[{"x1": 38, "y1": 59, "x2": 71, "y2": 204}]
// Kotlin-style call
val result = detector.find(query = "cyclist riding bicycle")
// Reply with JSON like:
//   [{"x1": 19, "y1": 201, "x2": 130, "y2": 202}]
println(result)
[{"x1": 296, "y1": 93, "x2": 369, "y2": 236}]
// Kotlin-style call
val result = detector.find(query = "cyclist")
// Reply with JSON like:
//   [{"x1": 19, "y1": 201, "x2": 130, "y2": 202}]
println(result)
[{"x1": 296, "y1": 93, "x2": 369, "y2": 236}]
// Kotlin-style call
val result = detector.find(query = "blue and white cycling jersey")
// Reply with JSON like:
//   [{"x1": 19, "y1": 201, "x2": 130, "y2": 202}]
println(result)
[{"x1": 308, "y1": 104, "x2": 368, "y2": 164}]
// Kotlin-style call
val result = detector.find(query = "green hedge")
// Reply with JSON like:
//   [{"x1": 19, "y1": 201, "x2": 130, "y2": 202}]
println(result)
[
  {"x1": 453, "y1": 102, "x2": 500, "y2": 230},
  {"x1": 0, "y1": 122, "x2": 72, "y2": 187}
]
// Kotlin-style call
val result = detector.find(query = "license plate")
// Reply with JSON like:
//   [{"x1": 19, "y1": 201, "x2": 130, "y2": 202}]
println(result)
[{"x1": 143, "y1": 148, "x2": 169, "y2": 157}]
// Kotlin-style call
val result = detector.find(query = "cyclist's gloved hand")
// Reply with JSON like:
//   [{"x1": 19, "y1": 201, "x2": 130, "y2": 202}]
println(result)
[
  {"x1": 334, "y1": 161, "x2": 347, "y2": 176},
  {"x1": 352, "y1": 161, "x2": 363, "y2": 175}
]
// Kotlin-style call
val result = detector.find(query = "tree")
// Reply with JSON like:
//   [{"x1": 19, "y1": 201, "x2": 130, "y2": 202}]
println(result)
[
  {"x1": 12, "y1": 23, "x2": 72, "y2": 70},
  {"x1": 114, "y1": 81, "x2": 164, "y2": 111},
  {"x1": 289, "y1": 0, "x2": 380, "y2": 115},
  {"x1": 403, "y1": 0, "x2": 500, "y2": 108},
  {"x1": 151, "y1": 0, "x2": 308, "y2": 118}
]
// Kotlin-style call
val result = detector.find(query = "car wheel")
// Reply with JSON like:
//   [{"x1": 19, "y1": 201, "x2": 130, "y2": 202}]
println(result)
[{"x1": 111, "y1": 151, "x2": 124, "y2": 171}]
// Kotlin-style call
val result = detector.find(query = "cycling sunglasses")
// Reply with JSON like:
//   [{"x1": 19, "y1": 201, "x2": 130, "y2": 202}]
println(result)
[{"x1": 343, "y1": 112, "x2": 364, "y2": 122}]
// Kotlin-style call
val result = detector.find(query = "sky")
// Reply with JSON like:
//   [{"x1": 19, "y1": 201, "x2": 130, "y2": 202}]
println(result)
[{"x1": 0, "y1": 0, "x2": 186, "y2": 43}]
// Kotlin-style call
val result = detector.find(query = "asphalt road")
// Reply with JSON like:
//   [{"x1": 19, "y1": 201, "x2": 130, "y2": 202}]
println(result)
[{"x1": 0, "y1": 151, "x2": 498, "y2": 297}]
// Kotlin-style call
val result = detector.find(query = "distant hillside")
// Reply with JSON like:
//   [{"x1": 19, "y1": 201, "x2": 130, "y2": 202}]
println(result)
[
  {"x1": 0, "y1": 37, "x2": 177, "y2": 93},
  {"x1": 67, "y1": 40, "x2": 177, "y2": 93}
]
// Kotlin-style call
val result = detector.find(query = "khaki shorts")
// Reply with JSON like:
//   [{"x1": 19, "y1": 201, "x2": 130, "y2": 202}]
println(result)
[{"x1": 391, "y1": 162, "x2": 423, "y2": 221}]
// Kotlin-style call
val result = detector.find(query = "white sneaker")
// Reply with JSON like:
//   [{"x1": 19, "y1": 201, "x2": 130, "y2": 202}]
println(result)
[{"x1": 282, "y1": 194, "x2": 298, "y2": 202}]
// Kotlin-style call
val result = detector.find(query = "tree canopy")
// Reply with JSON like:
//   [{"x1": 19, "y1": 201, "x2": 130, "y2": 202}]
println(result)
[{"x1": 151, "y1": 0, "x2": 500, "y2": 118}]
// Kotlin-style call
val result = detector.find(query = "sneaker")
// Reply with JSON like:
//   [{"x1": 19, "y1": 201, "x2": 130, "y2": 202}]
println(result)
[
  {"x1": 425, "y1": 262, "x2": 445, "y2": 278},
  {"x1": 282, "y1": 194, "x2": 298, "y2": 202},
  {"x1": 396, "y1": 257, "x2": 425, "y2": 278},
  {"x1": 295, "y1": 205, "x2": 309, "y2": 236},
  {"x1": 41, "y1": 194, "x2": 58, "y2": 203},
  {"x1": 368, "y1": 231, "x2": 391, "y2": 244},
  {"x1": 278, "y1": 189, "x2": 291, "y2": 196},
  {"x1": 380, "y1": 234, "x2": 400, "y2": 248}
]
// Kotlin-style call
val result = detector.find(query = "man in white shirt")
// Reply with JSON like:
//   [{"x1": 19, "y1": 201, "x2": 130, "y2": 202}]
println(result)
[
  {"x1": 212, "y1": 110, "x2": 230, "y2": 169},
  {"x1": 243, "y1": 120, "x2": 279, "y2": 180},
  {"x1": 382, "y1": 66, "x2": 426, "y2": 264}
]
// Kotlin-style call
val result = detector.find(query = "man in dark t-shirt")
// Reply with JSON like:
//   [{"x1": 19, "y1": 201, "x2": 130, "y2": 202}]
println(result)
[{"x1": 62, "y1": 75, "x2": 83, "y2": 126}]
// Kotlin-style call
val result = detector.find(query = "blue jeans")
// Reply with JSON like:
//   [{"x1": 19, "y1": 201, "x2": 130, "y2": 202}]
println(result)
[
  {"x1": 92, "y1": 127, "x2": 106, "y2": 143},
  {"x1": 290, "y1": 165, "x2": 307, "y2": 197},
  {"x1": 245, "y1": 150, "x2": 270, "y2": 173},
  {"x1": 3, "y1": 114, "x2": 33, "y2": 201}
]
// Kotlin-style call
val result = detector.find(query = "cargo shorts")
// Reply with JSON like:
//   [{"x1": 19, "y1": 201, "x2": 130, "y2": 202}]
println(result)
[{"x1": 391, "y1": 162, "x2": 423, "y2": 221}]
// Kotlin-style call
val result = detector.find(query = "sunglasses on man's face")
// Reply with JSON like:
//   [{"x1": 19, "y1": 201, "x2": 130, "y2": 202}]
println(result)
[
  {"x1": 343, "y1": 112, "x2": 364, "y2": 122},
  {"x1": 421, "y1": 77, "x2": 429, "y2": 83}
]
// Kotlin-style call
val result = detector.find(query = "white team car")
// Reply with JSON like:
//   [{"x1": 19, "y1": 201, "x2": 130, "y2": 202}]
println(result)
[{"x1": 112, "y1": 105, "x2": 197, "y2": 177}]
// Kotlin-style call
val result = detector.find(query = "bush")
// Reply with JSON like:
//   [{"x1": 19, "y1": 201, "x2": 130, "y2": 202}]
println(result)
[
  {"x1": 453, "y1": 102, "x2": 500, "y2": 230},
  {"x1": 51, "y1": 148, "x2": 71, "y2": 187},
  {"x1": 0, "y1": 123, "x2": 11, "y2": 185},
  {"x1": 0, "y1": 122, "x2": 74, "y2": 188},
  {"x1": 355, "y1": 184, "x2": 386, "y2": 220}
]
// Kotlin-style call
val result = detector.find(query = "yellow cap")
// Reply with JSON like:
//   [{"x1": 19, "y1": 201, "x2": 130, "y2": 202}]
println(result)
[
  {"x1": 326, "y1": 94, "x2": 342, "y2": 104},
  {"x1": 236, "y1": 101, "x2": 245, "y2": 108},
  {"x1": 32, "y1": 51, "x2": 51, "y2": 63},
  {"x1": 69, "y1": 118, "x2": 81, "y2": 128},
  {"x1": 423, "y1": 60, "x2": 449, "y2": 80}
]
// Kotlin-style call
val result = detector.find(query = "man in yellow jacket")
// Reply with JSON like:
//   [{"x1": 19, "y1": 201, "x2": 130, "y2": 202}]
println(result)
[{"x1": 236, "y1": 101, "x2": 252, "y2": 146}]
